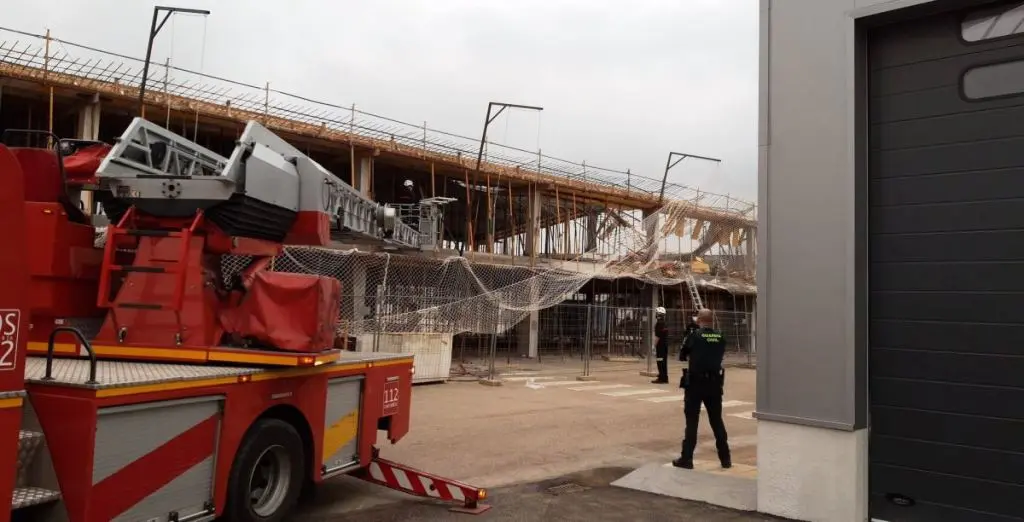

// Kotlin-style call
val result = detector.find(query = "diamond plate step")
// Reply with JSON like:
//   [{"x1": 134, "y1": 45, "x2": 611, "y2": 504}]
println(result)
[
  {"x1": 16, "y1": 431, "x2": 43, "y2": 487},
  {"x1": 11, "y1": 487, "x2": 60, "y2": 509}
]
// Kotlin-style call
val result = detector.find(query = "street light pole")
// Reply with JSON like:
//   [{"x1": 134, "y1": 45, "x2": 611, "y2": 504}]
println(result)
[
  {"x1": 474, "y1": 102, "x2": 544, "y2": 173},
  {"x1": 659, "y1": 151, "x2": 722, "y2": 205},
  {"x1": 472, "y1": 102, "x2": 543, "y2": 253},
  {"x1": 138, "y1": 5, "x2": 211, "y2": 118}
]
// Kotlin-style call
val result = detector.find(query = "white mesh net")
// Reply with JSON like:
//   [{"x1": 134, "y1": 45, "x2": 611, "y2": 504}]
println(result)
[{"x1": 210, "y1": 199, "x2": 756, "y2": 337}]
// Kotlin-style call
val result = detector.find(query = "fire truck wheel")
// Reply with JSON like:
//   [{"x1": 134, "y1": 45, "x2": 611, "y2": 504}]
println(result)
[{"x1": 225, "y1": 418, "x2": 306, "y2": 522}]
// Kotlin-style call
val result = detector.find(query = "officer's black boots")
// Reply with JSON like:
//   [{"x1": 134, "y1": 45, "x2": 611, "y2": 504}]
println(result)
[
  {"x1": 719, "y1": 450, "x2": 732, "y2": 469},
  {"x1": 672, "y1": 454, "x2": 730, "y2": 469},
  {"x1": 671, "y1": 456, "x2": 693, "y2": 469}
]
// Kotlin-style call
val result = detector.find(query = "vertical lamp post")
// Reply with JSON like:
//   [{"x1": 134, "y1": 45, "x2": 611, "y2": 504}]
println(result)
[
  {"x1": 473, "y1": 102, "x2": 543, "y2": 253},
  {"x1": 474, "y1": 102, "x2": 545, "y2": 172},
  {"x1": 652, "y1": 151, "x2": 721, "y2": 379},
  {"x1": 473, "y1": 102, "x2": 541, "y2": 386},
  {"x1": 658, "y1": 151, "x2": 722, "y2": 206},
  {"x1": 138, "y1": 5, "x2": 211, "y2": 118}
]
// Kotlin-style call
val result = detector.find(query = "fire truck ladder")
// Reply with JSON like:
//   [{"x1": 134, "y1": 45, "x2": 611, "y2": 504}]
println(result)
[
  {"x1": 96, "y1": 206, "x2": 202, "y2": 344},
  {"x1": 98, "y1": 117, "x2": 430, "y2": 249},
  {"x1": 685, "y1": 272, "x2": 704, "y2": 310}
]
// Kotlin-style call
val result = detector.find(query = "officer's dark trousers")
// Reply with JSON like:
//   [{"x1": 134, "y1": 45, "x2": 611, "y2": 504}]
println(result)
[
  {"x1": 681, "y1": 376, "x2": 730, "y2": 462},
  {"x1": 655, "y1": 346, "x2": 668, "y2": 381}
]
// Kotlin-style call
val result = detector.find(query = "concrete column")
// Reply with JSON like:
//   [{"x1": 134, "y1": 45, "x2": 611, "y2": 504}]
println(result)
[
  {"x1": 637, "y1": 207, "x2": 662, "y2": 373},
  {"x1": 516, "y1": 309, "x2": 539, "y2": 358},
  {"x1": 639, "y1": 286, "x2": 659, "y2": 351},
  {"x1": 354, "y1": 155, "x2": 373, "y2": 198},
  {"x1": 350, "y1": 261, "x2": 370, "y2": 351},
  {"x1": 76, "y1": 94, "x2": 101, "y2": 141},
  {"x1": 586, "y1": 208, "x2": 599, "y2": 253},
  {"x1": 744, "y1": 225, "x2": 756, "y2": 275},
  {"x1": 750, "y1": 302, "x2": 757, "y2": 355},
  {"x1": 638, "y1": 286, "x2": 659, "y2": 376},
  {"x1": 642, "y1": 209, "x2": 665, "y2": 256},
  {"x1": 524, "y1": 186, "x2": 541, "y2": 257},
  {"x1": 515, "y1": 271, "x2": 540, "y2": 358},
  {"x1": 75, "y1": 94, "x2": 101, "y2": 216}
]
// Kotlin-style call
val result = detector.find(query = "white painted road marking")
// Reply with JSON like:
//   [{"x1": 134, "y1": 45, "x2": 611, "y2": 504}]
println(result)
[
  {"x1": 642, "y1": 394, "x2": 684, "y2": 403},
  {"x1": 722, "y1": 400, "x2": 753, "y2": 409},
  {"x1": 568, "y1": 383, "x2": 630, "y2": 391},
  {"x1": 601, "y1": 388, "x2": 667, "y2": 397},
  {"x1": 729, "y1": 411, "x2": 755, "y2": 420},
  {"x1": 640, "y1": 397, "x2": 752, "y2": 405},
  {"x1": 502, "y1": 371, "x2": 541, "y2": 377},
  {"x1": 504, "y1": 376, "x2": 561, "y2": 382},
  {"x1": 534, "y1": 380, "x2": 589, "y2": 387},
  {"x1": 523, "y1": 378, "x2": 589, "y2": 389}
]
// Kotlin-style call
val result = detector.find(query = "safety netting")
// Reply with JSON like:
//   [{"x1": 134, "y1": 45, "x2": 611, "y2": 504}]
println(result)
[{"x1": 211, "y1": 199, "x2": 756, "y2": 336}]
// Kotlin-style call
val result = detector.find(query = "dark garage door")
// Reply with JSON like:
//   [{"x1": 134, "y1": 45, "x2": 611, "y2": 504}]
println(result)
[{"x1": 869, "y1": 2, "x2": 1024, "y2": 521}]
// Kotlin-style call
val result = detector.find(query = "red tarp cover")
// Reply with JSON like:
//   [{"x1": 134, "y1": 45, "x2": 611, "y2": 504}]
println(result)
[
  {"x1": 64, "y1": 143, "x2": 112, "y2": 183},
  {"x1": 221, "y1": 271, "x2": 341, "y2": 353}
]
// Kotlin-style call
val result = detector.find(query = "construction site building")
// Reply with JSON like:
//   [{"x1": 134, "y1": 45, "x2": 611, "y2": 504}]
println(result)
[{"x1": 0, "y1": 27, "x2": 757, "y2": 369}]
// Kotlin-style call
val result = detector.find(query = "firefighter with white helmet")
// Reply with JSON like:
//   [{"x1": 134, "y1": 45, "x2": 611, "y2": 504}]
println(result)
[{"x1": 651, "y1": 306, "x2": 669, "y2": 384}]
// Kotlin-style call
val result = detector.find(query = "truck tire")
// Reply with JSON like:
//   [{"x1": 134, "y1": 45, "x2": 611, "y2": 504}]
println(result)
[{"x1": 225, "y1": 418, "x2": 306, "y2": 522}]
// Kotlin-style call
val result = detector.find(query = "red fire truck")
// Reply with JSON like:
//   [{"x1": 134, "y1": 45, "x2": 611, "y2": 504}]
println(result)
[{"x1": 0, "y1": 118, "x2": 488, "y2": 522}]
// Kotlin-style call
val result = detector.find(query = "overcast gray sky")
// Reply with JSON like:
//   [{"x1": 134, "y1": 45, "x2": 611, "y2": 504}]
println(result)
[{"x1": 4, "y1": 0, "x2": 758, "y2": 203}]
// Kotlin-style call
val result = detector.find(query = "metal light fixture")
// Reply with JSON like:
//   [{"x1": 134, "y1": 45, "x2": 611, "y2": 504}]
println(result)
[
  {"x1": 138, "y1": 5, "x2": 212, "y2": 117},
  {"x1": 659, "y1": 151, "x2": 722, "y2": 205}
]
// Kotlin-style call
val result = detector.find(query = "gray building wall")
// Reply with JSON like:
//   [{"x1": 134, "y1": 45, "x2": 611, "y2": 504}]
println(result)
[
  {"x1": 755, "y1": 0, "x2": 964, "y2": 520},
  {"x1": 761, "y1": 0, "x2": 1007, "y2": 423},
  {"x1": 757, "y1": 0, "x2": 881, "y2": 432},
  {"x1": 757, "y1": 0, "x2": 1000, "y2": 431}
]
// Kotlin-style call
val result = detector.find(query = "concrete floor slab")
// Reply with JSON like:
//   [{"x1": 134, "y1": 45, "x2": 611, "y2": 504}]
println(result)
[{"x1": 612, "y1": 460, "x2": 758, "y2": 512}]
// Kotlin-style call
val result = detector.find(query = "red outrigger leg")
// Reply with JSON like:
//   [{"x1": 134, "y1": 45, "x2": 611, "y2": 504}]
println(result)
[{"x1": 353, "y1": 451, "x2": 492, "y2": 514}]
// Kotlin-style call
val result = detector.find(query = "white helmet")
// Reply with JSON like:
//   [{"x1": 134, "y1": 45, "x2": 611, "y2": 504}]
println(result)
[
  {"x1": 403, "y1": 179, "x2": 414, "y2": 188},
  {"x1": 655, "y1": 306, "x2": 666, "y2": 315}
]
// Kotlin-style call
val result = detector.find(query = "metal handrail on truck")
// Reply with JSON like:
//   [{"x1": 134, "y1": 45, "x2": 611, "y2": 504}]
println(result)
[{"x1": 42, "y1": 327, "x2": 98, "y2": 385}]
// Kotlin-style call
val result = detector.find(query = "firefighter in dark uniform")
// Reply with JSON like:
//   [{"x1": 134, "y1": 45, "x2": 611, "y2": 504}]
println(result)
[
  {"x1": 673, "y1": 308, "x2": 731, "y2": 469},
  {"x1": 398, "y1": 179, "x2": 418, "y2": 204},
  {"x1": 651, "y1": 307, "x2": 669, "y2": 384}
]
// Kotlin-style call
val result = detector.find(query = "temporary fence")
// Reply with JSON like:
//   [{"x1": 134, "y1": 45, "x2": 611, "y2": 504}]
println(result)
[
  {"x1": 208, "y1": 237, "x2": 758, "y2": 382},
  {"x1": 447, "y1": 305, "x2": 755, "y2": 382}
]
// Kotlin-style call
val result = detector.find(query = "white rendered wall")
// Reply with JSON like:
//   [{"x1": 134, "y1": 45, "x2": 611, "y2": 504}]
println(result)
[{"x1": 757, "y1": 420, "x2": 868, "y2": 522}]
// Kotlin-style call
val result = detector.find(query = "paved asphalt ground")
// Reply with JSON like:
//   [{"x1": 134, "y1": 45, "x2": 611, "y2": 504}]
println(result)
[
  {"x1": 290, "y1": 359, "x2": 763, "y2": 520},
  {"x1": 294, "y1": 467, "x2": 783, "y2": 522}
]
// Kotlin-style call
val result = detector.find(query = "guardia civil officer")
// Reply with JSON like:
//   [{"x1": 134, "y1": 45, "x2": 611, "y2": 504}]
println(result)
[
  {"x1": 673, "y1": 308, "x2": 731, "y2": 469},
  {"x1": 651, "y1": 307, "x2": 669, "y2": 384}
]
